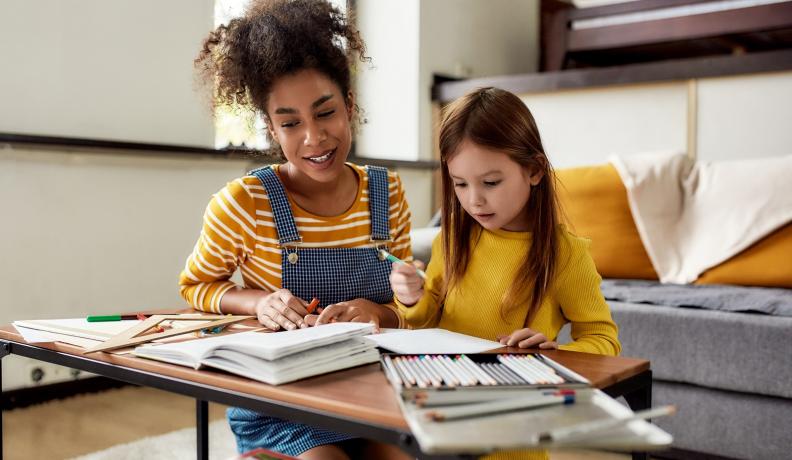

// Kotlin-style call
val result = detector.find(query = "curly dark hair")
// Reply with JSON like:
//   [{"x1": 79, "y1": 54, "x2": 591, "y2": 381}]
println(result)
[{"x1": 195, "y1": 0, "x2": 368, "y2": 126}]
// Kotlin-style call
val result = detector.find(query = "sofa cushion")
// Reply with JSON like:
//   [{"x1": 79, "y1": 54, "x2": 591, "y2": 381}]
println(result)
[
  {"x1": 652, "y1": 380, "x2": 792, "y2": 460},
  {"x1": 555, "y1": 164, "x2": 658, "y2": 280},
  {"x1": 696, "y1": 222, "x2": 792, "y2": 288},
  {"x1": 608, "y1": 301, "x2": 792, "y2": 399},
  {"x1": 601, "y1": 279, "x2": 792, "y2": 316},
  {"x1": 410, "y1": 226, "x2": 440, "y2": 263}
]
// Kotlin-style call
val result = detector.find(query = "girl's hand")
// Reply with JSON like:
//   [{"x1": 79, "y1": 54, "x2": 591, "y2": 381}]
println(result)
[
  {"x1": 389, "y1": 260, "x2": 426, "y2": 306},
  {"x1": 252, "y1": 289, "x2": 310, "y2": 331},
  {"x1": 305, "y1": 298, "x2": 381, "y2": 332},
  {"x1": 497, "y1": 328, "x2": 559, "y2": 349}
]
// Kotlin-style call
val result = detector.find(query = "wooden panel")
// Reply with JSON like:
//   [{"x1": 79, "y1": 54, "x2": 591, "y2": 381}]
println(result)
[
  {"x1": 434, "y1": 49, "x2": 792, "y2": 103},
  {"x1": 567, "y1": 0, "x2": 716, "y2": 20},
  {"x1": 568, "y1": 3, "x2": 792, "y2": 51}
]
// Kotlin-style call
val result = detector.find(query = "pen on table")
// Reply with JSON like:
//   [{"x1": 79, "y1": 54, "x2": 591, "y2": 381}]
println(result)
[
  {"x1": 378, "y1": 249, "x2": 427, "y2": 279},
  {"x1": 87, "y1": 314, "x2": 149, "y2": 322},
  {"x1": 426, "y1": 392, "x2": 576, "y2": 422},
  {"x1": 537, "y1": 405, "x2": 677, "y2": 444}
]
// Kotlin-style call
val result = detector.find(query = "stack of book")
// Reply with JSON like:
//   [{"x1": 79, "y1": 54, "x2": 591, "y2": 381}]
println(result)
[
  {"x1": 381, "y1": 353, "x2": 674, "y2": 454},
  {"x1": 133, "y1": 322, "x2": 379, "y2": 385}
]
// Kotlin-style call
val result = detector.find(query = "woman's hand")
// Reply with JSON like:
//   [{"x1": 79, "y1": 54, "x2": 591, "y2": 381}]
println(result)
[
  {"x1": 389, "y1": 260, "x2": 426, "y2": 306},
  {"x1": 251, "y1": 289, "x2": 310, "y2": 331},
  {"x1": 497, "y1": 328, "x2": 558, "y2": 349},
  {"x1": 304, "y1": 298, "x2": 383, "y2": 331}
]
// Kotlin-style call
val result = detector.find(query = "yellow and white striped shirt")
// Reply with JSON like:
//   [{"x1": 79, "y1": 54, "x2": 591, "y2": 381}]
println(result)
[{"x1": 179, "y1": 163, "x2": 413, "y2": 313}]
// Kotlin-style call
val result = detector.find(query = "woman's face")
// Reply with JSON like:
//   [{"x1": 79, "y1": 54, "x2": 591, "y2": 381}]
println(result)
[{"x1": 266, "y1": 69, "x2": 353, "y2": 182}]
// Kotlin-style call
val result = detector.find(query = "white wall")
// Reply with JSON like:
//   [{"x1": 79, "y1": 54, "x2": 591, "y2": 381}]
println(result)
[
  {"x1": 418, "y1": 0, "x2": 539, "y2": 161},
  {"x1": 0, "y1": 147, "x2": 251, "y2": 390},
  {"x1": 514, "y1": 71, "x2": 792, "y2": 167},
  {"x1": 0, "y1": 0, "x2": 215, "y2": 147},
  {"x1": 697, "y1": 72, "x2": 792, "y2": 161},
  {"x1": 0, "y1": 148, "x2": 251, "y2": 325},
  {"x1": 521, "y1": 82, "x2": 689, "y2": 168},
  {"x1": 354, "y1": 0, "x2": 421, "y2": 161},
  {"x1": 355, "y1": 0, "x2": 539, "y2": 161}
]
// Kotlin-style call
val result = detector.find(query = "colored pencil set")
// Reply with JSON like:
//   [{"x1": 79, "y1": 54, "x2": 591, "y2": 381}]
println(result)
[
  {"x1": 381, "y1": 353, "x2": 569, "y2": 389},
  {"x1": 381, "y1": 353, "x2": 594, "y2": 422}
]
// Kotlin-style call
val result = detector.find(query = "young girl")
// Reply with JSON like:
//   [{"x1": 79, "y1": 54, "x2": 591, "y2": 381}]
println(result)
[
  {"x1": 390, "y1": 87, "x2": 621, "y2": 460},
  {"x1": 181, "y1": 1, "x2": 411, "y2": 458}
]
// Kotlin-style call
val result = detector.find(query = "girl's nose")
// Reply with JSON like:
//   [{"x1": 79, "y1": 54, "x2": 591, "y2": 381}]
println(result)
[{"x1": 469, "y1": 188, "x2": 485, "y2": 207}]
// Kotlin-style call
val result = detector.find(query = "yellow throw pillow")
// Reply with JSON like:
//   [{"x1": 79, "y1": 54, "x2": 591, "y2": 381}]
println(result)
[
  {"x1": 696, "y1": 223, "x2": 792, "y2": 288},
  {"x1": 556, "y1": 164, "x2": 658, "y2": 280}
]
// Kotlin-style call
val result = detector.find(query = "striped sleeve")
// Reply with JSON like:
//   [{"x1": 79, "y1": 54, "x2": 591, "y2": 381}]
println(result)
[
  {"x1": 389, "y1": 171, "x2": 413, "y2": 262},
  {"x1": 178, "y1": 179, "x2": 258, "y2": 313}
]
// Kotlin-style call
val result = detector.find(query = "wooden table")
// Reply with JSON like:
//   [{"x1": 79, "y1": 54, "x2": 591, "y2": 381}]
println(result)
[{"x1": 0, "y1": 325, "x2": 651, "y2": 460}]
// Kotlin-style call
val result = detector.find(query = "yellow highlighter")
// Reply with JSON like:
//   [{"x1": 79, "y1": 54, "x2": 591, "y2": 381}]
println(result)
[{"x1": 378, "y1": 249, "x2": 427, "y2": 280}]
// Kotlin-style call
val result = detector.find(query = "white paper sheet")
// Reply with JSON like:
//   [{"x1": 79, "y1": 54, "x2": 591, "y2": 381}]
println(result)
[
  {"x1": 13, "y1": 325, "x2": 103, "y2": 348},
  {"x1": 365, "y1": 328, "x2": 502, "y2": 354},
  {"x1": 13, "y1": 318, "x2": 141, "y2": 341}
]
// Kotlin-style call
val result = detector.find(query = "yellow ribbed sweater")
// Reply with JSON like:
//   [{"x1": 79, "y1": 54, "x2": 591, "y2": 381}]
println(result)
[{"x1": 397, "y1": 225, "x2": 621, "y2": 460}]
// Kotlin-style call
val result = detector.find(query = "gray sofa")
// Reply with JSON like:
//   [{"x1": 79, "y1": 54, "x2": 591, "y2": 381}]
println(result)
[{"x1": 410, "y1": 226, "x2": 792, "y2": 460}]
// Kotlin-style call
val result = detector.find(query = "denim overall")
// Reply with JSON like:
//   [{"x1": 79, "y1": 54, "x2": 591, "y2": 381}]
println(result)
[{"x1": 227, "y1": 165, "x2": 394, "y2": 456}]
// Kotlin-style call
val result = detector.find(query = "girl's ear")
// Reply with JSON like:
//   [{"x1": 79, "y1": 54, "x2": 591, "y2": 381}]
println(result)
[{"x1": 528, "y1": 168, "x2": 544, "y2": 186}]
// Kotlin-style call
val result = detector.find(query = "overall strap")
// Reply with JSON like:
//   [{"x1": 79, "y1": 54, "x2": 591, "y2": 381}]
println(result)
[
  {"x1": 366, "y1": 165, "x2": 391, "y2": 242},
  {"x1": 248, "y1": 166, "x2": 301, "y2": 245}
]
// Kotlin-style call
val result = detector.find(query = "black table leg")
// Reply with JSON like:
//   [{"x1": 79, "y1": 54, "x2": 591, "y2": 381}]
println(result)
[
  {"x1": 625, "y1": 379, "x2": 652, "y2": 460},
  {"x1": 0, "y1": 342, "x2": 11, "y2": 460},
  {"x1": 197, "y1": 399, "x2": 208, "y2": 460},
  {"x1": 603, "y1": 370, "x2": 653, "y2": 460}
]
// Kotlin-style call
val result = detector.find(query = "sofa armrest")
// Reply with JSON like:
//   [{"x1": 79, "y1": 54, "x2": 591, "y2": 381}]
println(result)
[{"x1": 410, "y1": 226, "x2": 441, "y2": 263}]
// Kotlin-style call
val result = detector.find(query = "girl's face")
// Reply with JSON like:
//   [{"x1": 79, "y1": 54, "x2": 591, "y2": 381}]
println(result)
[
  {"x1": 266, "y1": 69, "x2": 353, "y2": 182},
  {"x1": 447, "y1": 139, "x2": 543, "y2": 232}
]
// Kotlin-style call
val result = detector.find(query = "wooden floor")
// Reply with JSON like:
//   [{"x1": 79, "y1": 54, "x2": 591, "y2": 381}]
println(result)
[
  {"x1": 3, "y1": 386, "x2": 227, "y2": 459},
  {"x1": 2, "y1": 386, "x2": 629, "y2": 459}
]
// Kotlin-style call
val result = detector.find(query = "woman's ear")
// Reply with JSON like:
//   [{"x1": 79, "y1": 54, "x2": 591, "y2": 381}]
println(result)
[
  {"x1": 265, "y1": 117, "x2": 278, "y2": 144},
  {"x1": 346, "y1": 91, "x2": 355, "y2": 120}
]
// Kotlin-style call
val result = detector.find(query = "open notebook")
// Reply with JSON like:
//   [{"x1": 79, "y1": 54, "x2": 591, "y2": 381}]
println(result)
[{"x1": 133, "y1": 322, "x2": 379, "y2": 385}]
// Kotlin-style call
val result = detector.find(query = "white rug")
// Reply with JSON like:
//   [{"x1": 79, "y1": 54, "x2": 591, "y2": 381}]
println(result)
[{"x1": 72, "y1": 419, "x2": 238, "y2": 460}]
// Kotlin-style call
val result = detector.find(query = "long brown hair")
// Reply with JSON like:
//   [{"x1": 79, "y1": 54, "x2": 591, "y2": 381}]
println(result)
[{"x1": 438, "y1": 87, "x2": 559, "y2": 323}]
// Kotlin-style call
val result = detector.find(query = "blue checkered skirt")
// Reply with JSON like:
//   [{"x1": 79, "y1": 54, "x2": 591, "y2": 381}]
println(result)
[{"x1": 227, "y1": 407, "x2": 355, "y2": 455}]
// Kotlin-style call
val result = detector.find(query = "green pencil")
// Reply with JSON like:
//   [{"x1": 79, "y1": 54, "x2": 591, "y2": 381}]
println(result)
[
  {"x1": 87, "y1": 314, "x2": 147, "y2": 322},
  {"x1": 378, "y1": 249, "x2": 427, "y2": 279}
]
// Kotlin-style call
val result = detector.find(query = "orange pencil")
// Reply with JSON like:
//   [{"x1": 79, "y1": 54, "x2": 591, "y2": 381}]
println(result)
[{"x1": 306, "y1": 297, "x2": 320, "y2": 314}]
